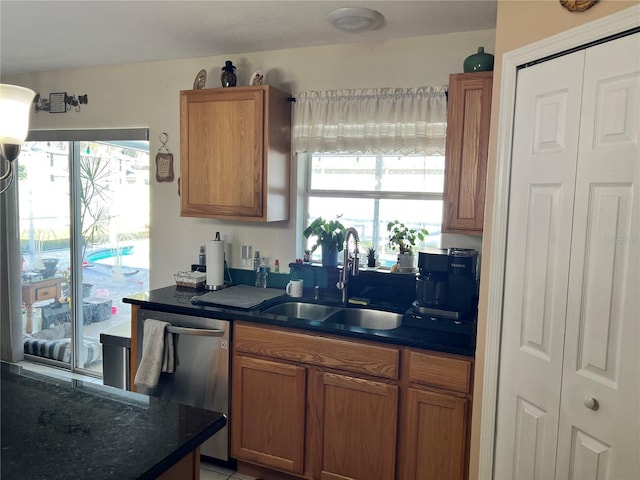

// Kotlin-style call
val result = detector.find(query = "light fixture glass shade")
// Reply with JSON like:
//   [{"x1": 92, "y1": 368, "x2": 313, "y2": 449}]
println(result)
[
  {"x1": 326, "y1": 7, "x2": 384, "y2": 33},
  {"x1": 0, "y1": 84, "x2": 36, "y2": 145}
]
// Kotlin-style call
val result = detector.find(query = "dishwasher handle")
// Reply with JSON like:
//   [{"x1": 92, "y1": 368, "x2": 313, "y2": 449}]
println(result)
[{"x1": 166, "y1": 325, "x2": 225, "y2": 337}]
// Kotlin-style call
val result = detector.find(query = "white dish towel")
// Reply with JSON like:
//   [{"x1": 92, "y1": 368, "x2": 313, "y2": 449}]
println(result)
[{"x1": 134, "y1": 318, "x2": 174, "y2": 389}]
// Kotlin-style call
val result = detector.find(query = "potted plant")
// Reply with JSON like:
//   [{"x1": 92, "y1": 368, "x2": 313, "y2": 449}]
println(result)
[
  {"x1": 387, "y1": 220, "x2": 429, "y2": 269},
  {"x1": 366, "y1": 246, "x2": 377, "y2": 268},
  {"x1": 303, "y1": 216, "x2": 346, "y2": 267}
]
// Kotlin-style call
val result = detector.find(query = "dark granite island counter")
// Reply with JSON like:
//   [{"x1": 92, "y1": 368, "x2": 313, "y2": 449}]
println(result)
[{"x1": 0, "y1": 363, "x2": 226, "y2": 480}]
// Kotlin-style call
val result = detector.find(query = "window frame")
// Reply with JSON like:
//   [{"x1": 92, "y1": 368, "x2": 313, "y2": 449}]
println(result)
[{"x1": 302, "y1": 152, "x2": 444, "y2": 265}]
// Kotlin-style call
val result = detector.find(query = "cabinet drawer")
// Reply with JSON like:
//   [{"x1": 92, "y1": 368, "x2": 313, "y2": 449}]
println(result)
[
  {"x1": 35, "y1": 286, "x2": 57, "y2": 301},
  {"x1": 234, "y1": 323, "x2": 400, "y2": 380},
  {"x1": 407, "y1": 349, "x2": 472, "y2": 394}
]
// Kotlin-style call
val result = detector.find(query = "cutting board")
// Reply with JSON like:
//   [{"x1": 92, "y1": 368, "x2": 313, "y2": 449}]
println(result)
[{"x1": 191, "y1": 284, "x2": 285, "y2": 310}]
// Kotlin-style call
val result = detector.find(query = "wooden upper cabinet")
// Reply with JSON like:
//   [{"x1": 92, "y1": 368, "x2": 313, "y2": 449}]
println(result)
[
  {"x1": 443, "y1": 72, "x2": 493, "y2": 234},
  {"x1": 179, "y1": 85, "x2": 291, "y2": 221}
]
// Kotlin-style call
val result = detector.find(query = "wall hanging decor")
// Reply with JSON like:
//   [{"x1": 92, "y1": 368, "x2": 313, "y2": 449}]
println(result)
[
  {"x1": 155, "y1": 132, "x2": 174, "y2": 183},
  {"x1": 34, "y1": 92, "x2": 88, "y2": 113}
]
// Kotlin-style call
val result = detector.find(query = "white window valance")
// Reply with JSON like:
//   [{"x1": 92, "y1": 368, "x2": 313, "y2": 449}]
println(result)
[{"x1": 292, "y1": 86, "x2": 447, "y2": 155}]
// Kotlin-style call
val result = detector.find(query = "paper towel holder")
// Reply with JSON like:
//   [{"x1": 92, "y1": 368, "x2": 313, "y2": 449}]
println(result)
[{"x1": 205, "y1": 232, "x2": 228, "y2": 291}]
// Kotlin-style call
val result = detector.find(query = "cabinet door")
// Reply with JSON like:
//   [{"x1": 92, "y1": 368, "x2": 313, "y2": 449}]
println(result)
[
  {"x1": 399, "y1": 388, "x2": 468, "y2": 480},
  {"x1": 231, "y1": 355, "x2": 306, "y2": 475},
  {"x1": 180, "y1": 88, "x2": 264, "y2": 218},
  {"x1": 308, "y1": 370, "x2": 398, "y2": 480},
  {"x1": 442, "y1": 72, "x2": 492, "y2": 234}
]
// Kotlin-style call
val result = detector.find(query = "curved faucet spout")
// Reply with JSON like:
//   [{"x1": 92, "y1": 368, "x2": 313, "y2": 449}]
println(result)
[{"x1": 337, "y1": 227, "x2": 360, "y2": 303}]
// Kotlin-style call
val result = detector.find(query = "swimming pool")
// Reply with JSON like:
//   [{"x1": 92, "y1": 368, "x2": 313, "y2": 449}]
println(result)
[{"x1": 86, "y1": 245, "x2": 134, "y2": 262}]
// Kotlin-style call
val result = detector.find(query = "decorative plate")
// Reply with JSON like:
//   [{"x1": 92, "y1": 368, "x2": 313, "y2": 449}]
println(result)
[
  {"x1": 249, "y1": 70, "x2": 265, "y2": 86},
  {"x1": 193, "y1": 69, "x2": 207, "y2": 89},
  {"x1": 559, "y1": 0, "x2": 598, "y2": 12}
]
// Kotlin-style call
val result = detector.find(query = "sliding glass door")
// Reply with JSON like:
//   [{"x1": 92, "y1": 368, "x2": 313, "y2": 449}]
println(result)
[{"x1": 18, "y1": 129, "x2": 149, "y2": 376}]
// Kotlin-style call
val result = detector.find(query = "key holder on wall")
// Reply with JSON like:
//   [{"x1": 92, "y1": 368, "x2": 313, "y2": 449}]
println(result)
[{"x1": 155, "y1": 132, "x2": 174, "y2": 183}]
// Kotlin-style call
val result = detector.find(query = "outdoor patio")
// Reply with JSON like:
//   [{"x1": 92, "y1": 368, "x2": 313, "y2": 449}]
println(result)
[{"x1": 21, "y1": 240, "x2": 149, "y2": 375}]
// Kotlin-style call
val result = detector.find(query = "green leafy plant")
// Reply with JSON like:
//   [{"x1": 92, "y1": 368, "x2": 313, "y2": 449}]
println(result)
[
  {"x1": 387, "y1": 220, "x2": 429, "y2": 255},
  {"x1": 303, "y1": 216, "x2": 346, "y2": 254}
]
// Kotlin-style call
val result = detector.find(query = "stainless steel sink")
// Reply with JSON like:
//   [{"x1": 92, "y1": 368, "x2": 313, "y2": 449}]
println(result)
[
  {"x1": 324, "y1": 308, "x2": 403, "y2": 330},
  {"x1": 261, "y1": 302, "x2": 402, "y2": 330},
  {"x1": 261, "y1": 302, "x2": 339, "y2": 321}
]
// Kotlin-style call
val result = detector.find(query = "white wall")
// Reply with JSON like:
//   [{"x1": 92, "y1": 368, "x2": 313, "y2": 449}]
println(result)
[{"x1": 5, "y1": 29, "x2": 494, "y2": 289}]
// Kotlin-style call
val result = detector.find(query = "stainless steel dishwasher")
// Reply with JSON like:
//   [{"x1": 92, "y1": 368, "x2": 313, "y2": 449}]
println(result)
[{"x1": 135, "y1": 308, "x2": 230, "y2": 463}]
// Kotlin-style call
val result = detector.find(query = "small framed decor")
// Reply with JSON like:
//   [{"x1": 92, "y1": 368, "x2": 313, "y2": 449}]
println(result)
[
  {"x1": 155, "y1": 132, "x2": 174, "y2": 183},
  {"x1": 49, "y1": 92, "x2": 67, "y2": 113}
]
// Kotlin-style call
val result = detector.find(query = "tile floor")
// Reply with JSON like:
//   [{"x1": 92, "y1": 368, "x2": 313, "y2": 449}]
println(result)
[{"x1": 200, "y1": 461, "x2": 257, "y2": 480}]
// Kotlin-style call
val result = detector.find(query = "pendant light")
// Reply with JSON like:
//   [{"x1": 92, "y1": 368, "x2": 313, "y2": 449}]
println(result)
[{"x1": 0, "y1": 84, "x2": 36, "y2": 194}]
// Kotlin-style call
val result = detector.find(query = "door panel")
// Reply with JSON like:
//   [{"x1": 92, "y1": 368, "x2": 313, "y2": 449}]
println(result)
[
  {"x1": 512, "y1": 397, "x2": 548, "y2": 480},
  {"x1": 497, "y1": 32, "x2": 640, "y2": 480},
  {"x1": 231, "y1": 355, "x2": 306, "y2": 474},
  {"x1": 494, "y1": 49, "x2": 585, "y2": 480},
  {"x1": 310, "y1": 370, "x2": 398, "y2": 480},
  {"x1": 567, "y1": 428, "x2": 611, "y2": 480},
  {"x1": 556, "y1": 33, "x2": 640, "y2": 480},
  {"x1": 401, "y1": 388, "x2": 468, "y2": 480}
]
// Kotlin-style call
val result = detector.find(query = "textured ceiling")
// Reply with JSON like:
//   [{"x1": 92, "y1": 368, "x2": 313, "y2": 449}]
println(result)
[{"x1": 0, "y1": 1, "x2": 497, "y2": 76}]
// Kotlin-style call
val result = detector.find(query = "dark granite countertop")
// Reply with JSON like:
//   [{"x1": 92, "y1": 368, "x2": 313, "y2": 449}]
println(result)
[
  {"x1": 124, "y1": 285, "x2": 476, "y2": 357},
  {"x1": 0, "y1": 362, "x2": 226, "y2": 480}
]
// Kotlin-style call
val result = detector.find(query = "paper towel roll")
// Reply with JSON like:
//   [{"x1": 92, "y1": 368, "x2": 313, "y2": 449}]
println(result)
[{"x1": 206, "y1": 239, "x2": 225, "y2": 288}]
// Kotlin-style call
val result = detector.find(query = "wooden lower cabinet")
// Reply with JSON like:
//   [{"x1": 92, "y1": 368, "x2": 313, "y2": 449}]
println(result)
[
  {"x1": 398, "y1": 388, "x2": 468, "y2": 480},
  {"x1": 307, "y1": 370, "x2": 398, "y2": 480},
  {"x1": 231, "y1": 323, "x2": 473, "y2": 480},
  {"x1": 231, "y1": 355, "x2": 306, "y2": 475},
  {"x1": 157, "y1": 449, "x2": 200, "y2": 480}
]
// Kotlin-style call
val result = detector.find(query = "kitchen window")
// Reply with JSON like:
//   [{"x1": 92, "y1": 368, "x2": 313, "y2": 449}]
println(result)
[
  {"x1": 304, "y1": 152, "x2": 443, "y2": 267},
  {"x1": 292, "y1": 86, "x2": 448, "y2": 267}
]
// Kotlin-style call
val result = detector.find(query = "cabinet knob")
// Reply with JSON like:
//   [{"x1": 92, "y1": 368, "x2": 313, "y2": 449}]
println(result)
[{"x1": 583, "y1": 396, "x2": 599, "y2": 411}]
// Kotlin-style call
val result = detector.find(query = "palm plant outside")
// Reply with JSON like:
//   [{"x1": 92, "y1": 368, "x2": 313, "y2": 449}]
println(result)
[{"x1": 80, "y1": 152, "x2": 112, "y2": 262}]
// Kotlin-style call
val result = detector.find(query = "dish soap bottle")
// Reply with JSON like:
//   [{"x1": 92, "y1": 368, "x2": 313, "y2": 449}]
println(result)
[
  {"x1": 253, "y1": 251, "x2": 260, "y2": 272},
  {"x1": 255, "y1": 265, "x2": 268, "y2": 288}
]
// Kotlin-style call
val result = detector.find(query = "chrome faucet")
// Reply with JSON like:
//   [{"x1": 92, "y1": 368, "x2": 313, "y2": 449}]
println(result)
[{"x1": 336, "y1": 227, "x2": 360, "y2": 303}]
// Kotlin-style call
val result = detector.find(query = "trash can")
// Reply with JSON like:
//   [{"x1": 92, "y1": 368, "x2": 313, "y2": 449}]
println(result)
[{"x1": 100, "y1": 323, "x2": 131, "y2": 390}]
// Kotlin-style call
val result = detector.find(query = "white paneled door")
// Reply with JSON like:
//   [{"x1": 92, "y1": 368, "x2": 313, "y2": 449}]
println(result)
[{"x1": 495, "y1": 33, "x2": 639, "y2": 480}]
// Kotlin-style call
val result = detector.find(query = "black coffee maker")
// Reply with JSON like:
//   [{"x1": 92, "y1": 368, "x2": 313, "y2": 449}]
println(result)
[{"x1": 404, "y1": 248, "x2": 479, "y2": 336}]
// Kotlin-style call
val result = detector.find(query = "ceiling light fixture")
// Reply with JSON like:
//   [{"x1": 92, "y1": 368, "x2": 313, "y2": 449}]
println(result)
[
  {"x1": 0, "y1": 84, "x2": 36, "y2": 195},
  {"x1": 326, "y1": 7, "x2": 384, "y2": 33}
]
